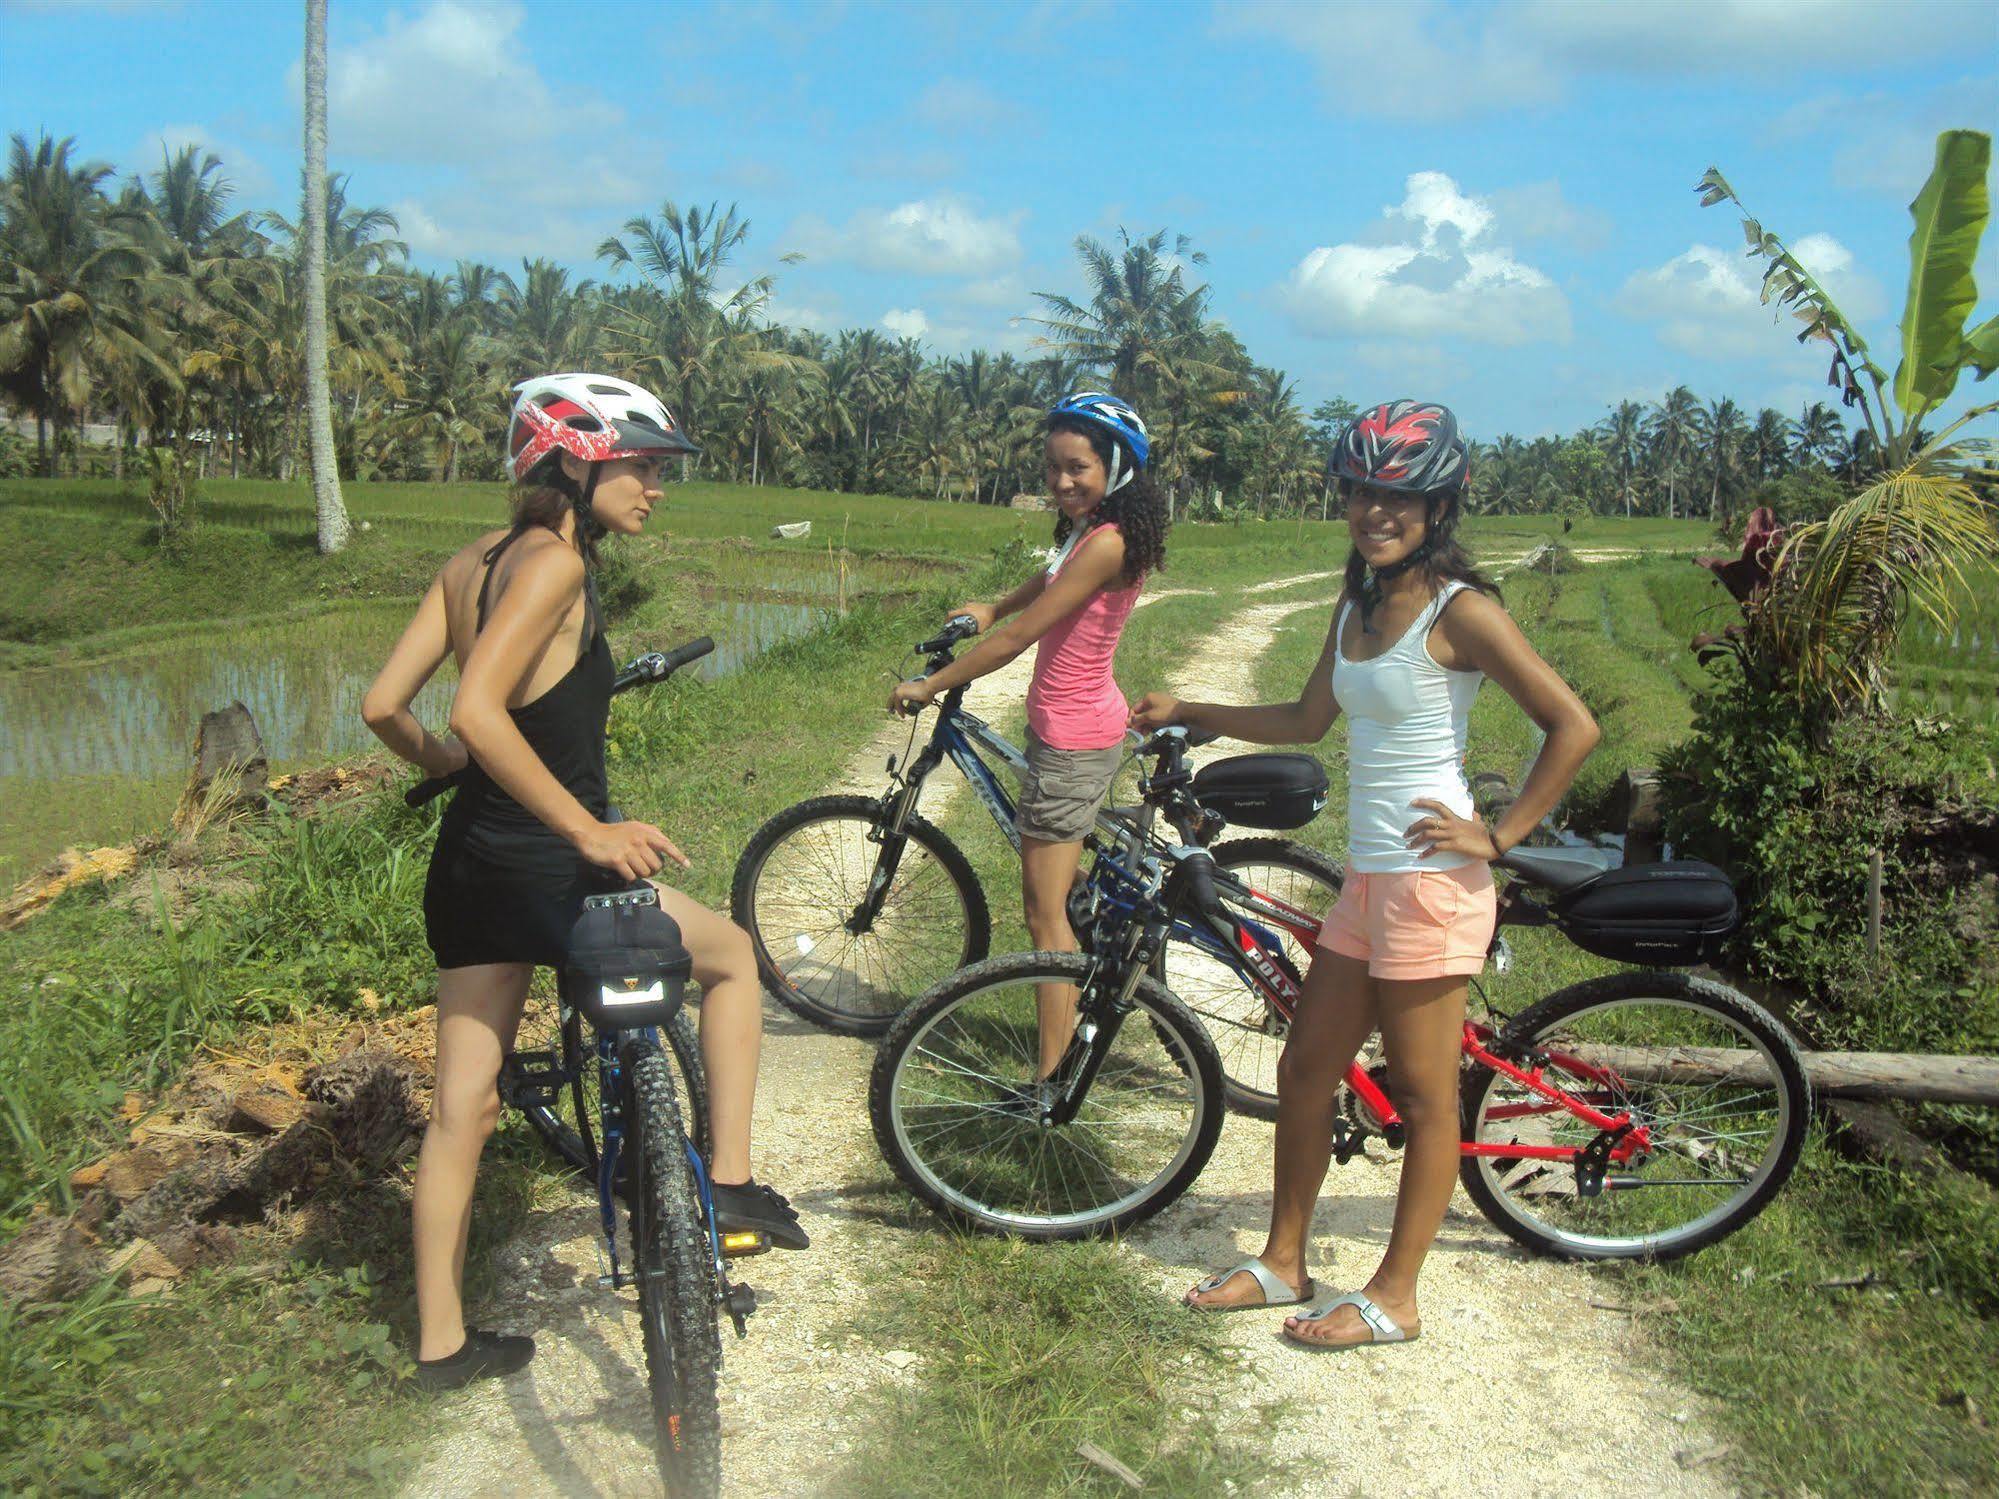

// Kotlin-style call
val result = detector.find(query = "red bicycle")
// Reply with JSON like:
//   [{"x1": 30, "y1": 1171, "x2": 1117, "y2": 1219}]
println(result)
[{"x1": 1170, "y1": 841, "x2": 1812, "y2": 1261}]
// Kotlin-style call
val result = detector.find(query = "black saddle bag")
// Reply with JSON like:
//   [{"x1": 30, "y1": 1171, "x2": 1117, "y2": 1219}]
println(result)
[
  {"x1": 1190, "y1": 753, "x2": 1329, "y2": 831},
  {"x1": 1551, "y1": 860, "x2": 1739, "y2": 967},
  {"x1": 561, "y1": 886, "x2": 692, "y2": 1030}
]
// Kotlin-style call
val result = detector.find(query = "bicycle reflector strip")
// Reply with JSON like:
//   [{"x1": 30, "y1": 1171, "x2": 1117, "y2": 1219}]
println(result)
[{"x1": 562, "y1": 889, "x2": 692, "y2": 1029}]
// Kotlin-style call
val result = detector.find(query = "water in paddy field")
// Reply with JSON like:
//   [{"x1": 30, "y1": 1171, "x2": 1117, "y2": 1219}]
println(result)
[{"x1": 0, "y1": 598, "x2": 837, "y2": 784}]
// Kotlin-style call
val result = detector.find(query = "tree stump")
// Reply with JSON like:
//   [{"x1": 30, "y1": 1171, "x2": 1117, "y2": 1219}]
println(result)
[{"x1": 182, "y1": 701, "x2": 268, "y2": 820}]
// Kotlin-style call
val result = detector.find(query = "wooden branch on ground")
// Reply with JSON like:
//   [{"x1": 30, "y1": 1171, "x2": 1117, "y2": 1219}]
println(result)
[{"x1": 1567, "y1": 1045, "x2": 1999, "y2": 1106}]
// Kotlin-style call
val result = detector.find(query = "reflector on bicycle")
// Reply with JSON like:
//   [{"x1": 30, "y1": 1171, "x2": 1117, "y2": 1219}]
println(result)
[{"x1": 563, "y1": 886, "x2": 691, "y2": 1029}]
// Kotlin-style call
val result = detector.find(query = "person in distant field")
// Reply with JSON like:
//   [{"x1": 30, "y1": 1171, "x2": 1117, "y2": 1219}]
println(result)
[
  {"x1": 890, "y1": 392, "x2": 1167, "y2": 1081},
  {"x1": 363, "y1": 373, "x2": 807, "y2": 1393},
  {"x1": 1133, "y1": 400, "x2": 1599, "y2": 1349}
]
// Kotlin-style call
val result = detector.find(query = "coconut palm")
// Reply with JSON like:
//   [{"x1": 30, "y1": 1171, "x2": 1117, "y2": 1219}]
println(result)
[
  {"x1": 302, "y1": 0, "x2": 349, "y2": 552},
  {"x1": 1789, "y1": 401, "x2": 1844, "y2": 469},
  {"x1": 1644, "y1": 385, "x2": 1701, "y2": 519},
  {"x1": 0, "y1": 132, "x2": 177, "y2": 475},
  {"x1": 1598, "y1": 399, "x2": 1647, "y2": 518},
  {"x1": 1697, "y1": 130, "x2": 1998, "y2": 711}
]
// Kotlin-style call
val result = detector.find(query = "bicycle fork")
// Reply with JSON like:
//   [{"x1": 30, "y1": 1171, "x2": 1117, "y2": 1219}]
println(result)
[
  {"x1": 848, "y1": 737, "x2": 944, "y2": 932},
  {"x1": 1038, "y1": 914, "x2": 1172, "y2": 1127}
]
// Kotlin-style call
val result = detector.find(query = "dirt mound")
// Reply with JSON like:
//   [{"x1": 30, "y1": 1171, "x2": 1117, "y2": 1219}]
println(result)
[{"x1": 0, "y1": 1005, "x2": 438, "y2": 1306}]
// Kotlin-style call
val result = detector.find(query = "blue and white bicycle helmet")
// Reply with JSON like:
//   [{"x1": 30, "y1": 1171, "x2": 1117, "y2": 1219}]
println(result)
[{"x1": 1049, "y1": 390, "x2": 1149, "y2": 495}]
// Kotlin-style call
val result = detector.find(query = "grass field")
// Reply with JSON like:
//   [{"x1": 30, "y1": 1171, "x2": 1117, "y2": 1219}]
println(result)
[{"x1": 2, "y1": 475, "x2": 1993, "y2": 1494}]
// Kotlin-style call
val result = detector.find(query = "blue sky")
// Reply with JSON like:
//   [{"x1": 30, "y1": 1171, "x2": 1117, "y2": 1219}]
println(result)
[{"x1": 3, "y1": 0, "x2": 1996, "y2": 439}]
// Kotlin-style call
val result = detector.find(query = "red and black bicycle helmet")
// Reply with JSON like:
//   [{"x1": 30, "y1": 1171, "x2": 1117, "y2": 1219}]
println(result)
[{"x1": 1332, "y1": 400, "x2": 1470, "y2": 495}]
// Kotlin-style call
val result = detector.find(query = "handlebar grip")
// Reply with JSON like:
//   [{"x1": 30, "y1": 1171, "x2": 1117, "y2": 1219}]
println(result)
[
  {"x1": 661, "y1": 635, "x2": 715, "y2": 673},
  {"x1": 406, "y1": 767, "x2": 468, "y2": 807},
  {"x1": 1182, "y1": 849, "x2": 1222, "y2": 917}
]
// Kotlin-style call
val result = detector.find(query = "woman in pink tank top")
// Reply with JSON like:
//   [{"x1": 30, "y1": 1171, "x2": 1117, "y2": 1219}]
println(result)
[{"x1": 890, "y1": 391, "x2": 1168, "y2": 1076}]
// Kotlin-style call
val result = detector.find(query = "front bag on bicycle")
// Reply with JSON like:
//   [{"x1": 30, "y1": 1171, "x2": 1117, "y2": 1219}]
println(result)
[
  {"x1": 1190, "y1": 754, "x2": 1329, "y2": 831},
  {"x1": 562, "y1": 888, "x2": 692, "y2": 1030},
  {"x1": 1550, "y1": 860, "x2": 1738, "y2": 966}
]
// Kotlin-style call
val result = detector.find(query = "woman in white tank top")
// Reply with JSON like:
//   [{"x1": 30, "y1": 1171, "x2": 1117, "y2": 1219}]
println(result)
[{"x1": 1133, "y1": 401, "x2": 1600, "y2": 1350}]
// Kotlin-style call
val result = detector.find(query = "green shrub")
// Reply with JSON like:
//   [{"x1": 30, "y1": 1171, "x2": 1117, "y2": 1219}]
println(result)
[{"x1": 1661, "y1": 666, "x2": 1999, "y2": 1065}]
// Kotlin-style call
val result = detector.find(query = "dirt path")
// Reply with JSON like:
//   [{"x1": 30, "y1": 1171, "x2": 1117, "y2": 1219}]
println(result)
[{"x1": 404, "y1": 578, "x2": 1733, "y2": 1499}]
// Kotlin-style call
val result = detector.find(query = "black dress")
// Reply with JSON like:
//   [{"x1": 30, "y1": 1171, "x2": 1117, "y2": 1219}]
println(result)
[{"x1": 423, "y1": 528, "x2": 614, "y2": 970}]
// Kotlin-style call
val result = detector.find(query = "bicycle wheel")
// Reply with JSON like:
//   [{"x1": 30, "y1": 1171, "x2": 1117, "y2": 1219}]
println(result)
[
  {"x1": 1459, "y1": 971, "x2": 1810, "y2": 1261},
  {"x1": 622, "y1": 1033, "x2": 723, "y2": 1495},
  {"x1": 870, "y1": 951, "x2": 1224, "y2": 1240},
  {"x1": 514, "y1": 1004, "x2": 709, "y2": 1174},
  {"x1": 1159, "y1": 838, "x2": 1342, "y2": 1120},
  {"x1": 732, "y1": 794, "x2": 991, "y2": 1037}
]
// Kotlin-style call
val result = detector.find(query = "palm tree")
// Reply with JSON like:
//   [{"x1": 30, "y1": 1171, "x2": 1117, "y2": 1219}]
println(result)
[
  {"x1": 1745, "y1": 407, "x2": 1790, "y2": 486},
  {"x1": 1597, "y1": 399, "x2": 1646, "y2": 518},
  {"x1": 302, "y1": 0, "x2": 349, "y2": 552},
  {"x1": 0, "y1": 133, "x2": 175, "y2": 475},
  {"x1": 1699, "y1": 396, "x2": 1748, "y2": 521},
  {"x1": 1643, "y1": 385, "x2": 1701, "y2": 519},
  {"x1": 1788, "y1": 401, "x2": 1844, "y2": 469}
]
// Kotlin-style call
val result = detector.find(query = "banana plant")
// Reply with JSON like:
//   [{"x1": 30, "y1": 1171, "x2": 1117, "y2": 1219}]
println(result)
[{"x1": 1694, "y1": 131, "x2": 1998, "y2": 714}]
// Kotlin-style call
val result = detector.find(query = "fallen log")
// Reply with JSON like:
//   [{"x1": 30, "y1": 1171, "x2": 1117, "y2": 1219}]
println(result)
[{"x1": 1568, "y1": 1045, "x2": 1999, "y2": 1106}]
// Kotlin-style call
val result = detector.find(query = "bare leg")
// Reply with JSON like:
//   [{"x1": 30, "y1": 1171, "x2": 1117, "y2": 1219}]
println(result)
[
  {"x1": 653, "y1": 884, "x2": 761, "y2": 1186},
  {"x1": 414, "y1": 962, "x2": 532, "y2": 1361},
  {"x1": 1186, "y1": 950, "x2": 1377, "y2": 1308},
  {"x1": 1284, "y1": 973, "x2": 1468, "y2": 1346},
  {"x1": 1020, "y1": 834, "x2": 1086, "y2": 1080}
]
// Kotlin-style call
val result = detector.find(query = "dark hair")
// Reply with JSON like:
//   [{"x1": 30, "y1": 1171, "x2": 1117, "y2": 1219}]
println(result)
[
  {"x1": 1337, "y1": 477, "x2": 1500, "y2": 632},
  {"x1": 507, "y1": 454, "x2": 603, "y2": 568},
  {"x1": 1047, "y1": 414, "x2": 1168, "y2": 585}
]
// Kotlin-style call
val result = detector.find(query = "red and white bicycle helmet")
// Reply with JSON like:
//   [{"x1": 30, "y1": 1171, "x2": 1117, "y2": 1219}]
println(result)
[
  {"x1": 506, "y1": 372, "x2": 698, "y2": 486},
  {"x1": 1332, "y1": 400, "x2": 1470, "y2": 495}
]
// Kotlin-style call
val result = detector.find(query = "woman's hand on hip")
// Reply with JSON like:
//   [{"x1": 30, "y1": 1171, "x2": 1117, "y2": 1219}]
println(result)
[
  {"x1": 1404, "y1": 798, "x2": 1501, "y2": 862},
  {"x1": 1129, "y1": 692, "x2": 1184, "y2": 733},
  {"x1": 576, "y1": 819, "x2": 691, "y2": 880}
]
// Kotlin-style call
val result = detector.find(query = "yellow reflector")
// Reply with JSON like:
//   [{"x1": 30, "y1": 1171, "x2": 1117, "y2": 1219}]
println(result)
[{"x1": 721, "y1": 1232, "x2": 763, "y2": 1251}]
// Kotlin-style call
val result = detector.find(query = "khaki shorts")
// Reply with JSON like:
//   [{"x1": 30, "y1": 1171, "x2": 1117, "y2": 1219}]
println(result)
[{"x1": 1017, "y1": 728, "x2": 1123, "y2": 844}]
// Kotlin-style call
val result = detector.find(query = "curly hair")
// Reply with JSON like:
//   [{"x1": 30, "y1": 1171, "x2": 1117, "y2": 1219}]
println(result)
[{"x1": 1047, "y1": 414, "x2": 1169, "y2": 586}]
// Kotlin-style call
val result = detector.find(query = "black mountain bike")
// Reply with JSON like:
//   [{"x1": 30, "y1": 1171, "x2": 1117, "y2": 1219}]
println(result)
[
  {"x1": 408, "y1": 638, "x2": 756, "y2": 1496},
  {"x1": 730, "y1": 616, "x2": 1342, "y2": 1116}
]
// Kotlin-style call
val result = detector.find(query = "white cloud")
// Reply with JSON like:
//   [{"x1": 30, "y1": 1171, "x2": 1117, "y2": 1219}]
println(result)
[
  {"x1": 1774, "y1": 79, "x2": 1999, "y2": 196},
  {"x1": 956, "y1": 272, "x2": 1031, "y2": 309},
  {"x1": 881, "y1": 308, "x2": 929, "y2": 340},
  {"x1": 1221, "y1": 0, "x2": 1989, "y2": 122},
  {"x1": 1279, "y1": 172, "x2": 1570, "y2": 347},
  {"x1": 321, "y1": 0, "x2": 621, "y2": 164},
  {"x1": 787, "y1": 197, "x2": 1025, "y2": 277},
  {"x1": 1619, "y1": 233, "x2": 1883, "y2": 360}
]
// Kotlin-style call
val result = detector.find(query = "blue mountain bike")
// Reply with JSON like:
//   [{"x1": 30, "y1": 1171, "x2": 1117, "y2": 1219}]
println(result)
[
  {"x1": 409, "y1": 638, "x2": 759, "y2": 1497},
  {"x1": 730, "y1": 616, "x2": 1345, "y2": 1117}
]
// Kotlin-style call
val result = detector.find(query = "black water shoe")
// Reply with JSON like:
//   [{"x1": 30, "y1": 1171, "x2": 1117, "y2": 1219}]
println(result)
[
  {"x1": 711, "y1": 1178, "x2": 810, "y2": 1251},
  {"x1": 415, "y1": 1328, "x2": 535, "y2": 1392}
]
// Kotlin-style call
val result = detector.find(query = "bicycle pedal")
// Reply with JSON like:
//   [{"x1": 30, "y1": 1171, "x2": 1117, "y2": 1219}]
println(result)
[{"x1": 719, "y1": 1229, "x2": 771, "y2": 1258}]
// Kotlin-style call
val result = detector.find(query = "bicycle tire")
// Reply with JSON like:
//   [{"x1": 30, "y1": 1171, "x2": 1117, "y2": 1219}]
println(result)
[
  {"x1": 870, "y1": 951, "x2": 1224, "y2": 1241},
  {"x1": 622, "y1": 1034, "x2": 723, "y2": 1495},
  {"x1": 1170, "y1": 838, "x2": 1343, "y2": 1120},
  {"x1": 1459, "y1": 971, "x2": 1811, "y2": 1261},
  {"x1": 732, "y1": 794, "x2": 991, "y2": 1037},
  {"x1": 518, "y1": 1007, "x2": 709, "y2": 1174}
]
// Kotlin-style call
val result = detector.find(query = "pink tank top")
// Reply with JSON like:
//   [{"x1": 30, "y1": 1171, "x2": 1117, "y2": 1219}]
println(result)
[{"x1": 1026, "y1": 521, "x2": 1143, "y2": 750}]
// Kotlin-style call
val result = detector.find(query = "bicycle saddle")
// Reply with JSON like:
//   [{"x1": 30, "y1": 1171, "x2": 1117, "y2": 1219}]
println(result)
[{"x1": 1496, "y1": 844, "x2": 1621, "y2": 893}]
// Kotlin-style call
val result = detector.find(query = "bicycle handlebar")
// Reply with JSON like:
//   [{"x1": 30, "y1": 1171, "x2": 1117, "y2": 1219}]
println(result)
[
  {"x1": 405, "y1": 636, "x2": 714, "y2": 808},
  {"x1": 914, "y1": 615, "x2": 979, "y2": 657}
]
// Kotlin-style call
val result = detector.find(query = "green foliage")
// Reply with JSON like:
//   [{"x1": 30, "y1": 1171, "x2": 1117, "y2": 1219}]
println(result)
[
  {"x1": 144, "y1": 440, "x2": 199, "y2": 555},
  {"x1": 834, "y1": 1235, "x2": 1283, "y2": 1498},
  {"x1": 1748, "y1": 464, "x2": 1849, "y2": 525},
  {"x1": 1897, "y1": 130, "x2": 1992, "y2": 422},
  {"x1": 1661, "y1": 667, "x2": 1999, "y2": 1060}
]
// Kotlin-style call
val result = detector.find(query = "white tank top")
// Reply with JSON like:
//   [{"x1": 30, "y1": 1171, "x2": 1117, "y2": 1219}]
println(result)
[{"x1": 1330, "y1": 582, "x2": 1483, "y2": 873}]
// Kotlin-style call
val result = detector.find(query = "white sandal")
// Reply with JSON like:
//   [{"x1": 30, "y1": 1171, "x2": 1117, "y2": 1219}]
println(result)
[
  {"x1": 1283, "y1": 1290, "x2": 1416, "y2": 1348},
  {"x1": 1184, "y1": 1257, "x2": 1314, "y2": 1312}
]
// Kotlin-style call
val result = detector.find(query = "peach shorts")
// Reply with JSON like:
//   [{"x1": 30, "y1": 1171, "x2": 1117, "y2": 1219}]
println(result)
[{"x1": 1317, "y1": 862, "x2": 1498, "y2": 980}]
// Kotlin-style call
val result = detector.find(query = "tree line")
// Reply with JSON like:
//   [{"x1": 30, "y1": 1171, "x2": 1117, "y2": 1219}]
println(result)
[{"x1": 2, "y1": 130, "x2": 1865, "y2": 523}]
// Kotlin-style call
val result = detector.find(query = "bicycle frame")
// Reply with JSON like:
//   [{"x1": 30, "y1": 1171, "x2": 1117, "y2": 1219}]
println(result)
[{"x1": 1122, "y1": 858, "x2": 1654, "y2": 1170}]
